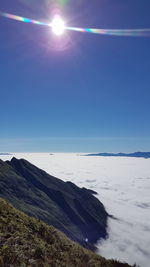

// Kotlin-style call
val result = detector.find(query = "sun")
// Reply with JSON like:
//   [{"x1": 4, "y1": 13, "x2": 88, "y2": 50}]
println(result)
[{"x1": 51, "y1": 16, "x2": 65, "y2": 36}]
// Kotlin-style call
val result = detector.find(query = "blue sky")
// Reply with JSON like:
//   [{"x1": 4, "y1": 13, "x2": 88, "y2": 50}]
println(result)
[{"x1": 0, "y1": 0, "x2": 150, "y2": 152}]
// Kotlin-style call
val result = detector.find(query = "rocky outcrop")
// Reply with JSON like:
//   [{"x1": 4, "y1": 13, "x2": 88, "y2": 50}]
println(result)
[
  {"x1": 0, "y1": 157, "x2": 108, "y2": 249},
  {"x1": 0, "y1": 197, "x2": 131, "y2": 267}
]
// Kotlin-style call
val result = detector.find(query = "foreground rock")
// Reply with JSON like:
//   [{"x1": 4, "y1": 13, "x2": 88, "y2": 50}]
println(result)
[
  {"x1": 0, "y1": 157, "x2": 107, "y2": 249},
  {"x1": 0, "y1": 198, "x2": 132, "y2": 267}
]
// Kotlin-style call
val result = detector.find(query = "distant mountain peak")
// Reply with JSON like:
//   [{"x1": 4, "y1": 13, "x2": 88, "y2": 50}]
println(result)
[
  {"x1": 0, "y1": 152, "x2": 12, "y2": 155},
  {"x1": 86, "y1": 152, "x2": 150, "y2": 158}
]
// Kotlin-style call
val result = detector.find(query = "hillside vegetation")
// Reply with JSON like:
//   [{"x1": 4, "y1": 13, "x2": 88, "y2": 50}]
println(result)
[
  {"x1": 0, "y1": 157, "x2": 108, "y2": 249},
  {"x1": 0, "y1": 198, "x2": 133, "y2": 267}
]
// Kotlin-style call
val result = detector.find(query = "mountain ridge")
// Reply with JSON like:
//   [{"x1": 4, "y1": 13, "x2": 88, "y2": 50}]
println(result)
[
  {"x1": 0, "y1": 197, "x2": 132, "y2": 267},
  {"x1": 85, "y1": 152, "x2": 150, "y2": 158},
  {"x1": 0, "y1": 157, "x2": 108, "y2": 250}
]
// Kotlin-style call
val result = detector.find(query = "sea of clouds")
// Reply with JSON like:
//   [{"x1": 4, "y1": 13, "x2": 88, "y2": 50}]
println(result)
[{"x1": 1, "y1": 153, "x2": 150, "y2": 267}]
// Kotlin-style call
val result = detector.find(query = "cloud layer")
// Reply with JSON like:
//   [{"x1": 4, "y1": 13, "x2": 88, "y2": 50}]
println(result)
[{"x1": 1, "y1": 153, "x2": 150, "y2": 267}]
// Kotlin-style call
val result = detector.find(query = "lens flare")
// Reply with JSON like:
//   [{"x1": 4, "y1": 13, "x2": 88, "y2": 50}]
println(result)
[
  {"x1": 51, "y1": 16, "x2": 65, "y2": 35},
  {"x1": 0, "y1": 11, "x2": 150, "y2": 37},
  {"x1": 66, "y1": 26, "x2": 150, "y2": 37}
]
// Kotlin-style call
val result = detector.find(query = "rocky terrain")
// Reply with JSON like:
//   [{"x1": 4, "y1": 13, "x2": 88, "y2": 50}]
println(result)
[
  {"x1": 0, "y1": 157, "x2": 108, "y2": 249},
  {"x1": 0, "y1": 198, "x2": 132, "y2": 267}
]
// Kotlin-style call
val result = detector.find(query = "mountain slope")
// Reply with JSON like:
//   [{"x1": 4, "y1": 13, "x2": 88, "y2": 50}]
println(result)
[
  {"x1": 0, "y1": 198, "x2": 132, "y2": 267},
  {"x1": 0, "y1": 157, "x2": 107, "y2": 249}
]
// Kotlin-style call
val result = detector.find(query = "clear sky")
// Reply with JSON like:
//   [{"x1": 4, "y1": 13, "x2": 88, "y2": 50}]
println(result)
[{"x1": 0, "y1": 0, "x2": 150, "y2": 152}]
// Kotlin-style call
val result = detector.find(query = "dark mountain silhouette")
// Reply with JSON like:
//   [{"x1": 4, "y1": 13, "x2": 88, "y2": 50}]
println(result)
[
  {"x1": 0, "y1": 157, "x2": 108, "y2": 249},
  {"x1": 86, "y1": 152, "x2": 150, "y2": 158},
  {"x1": 0, "y1": 197, "x2": 132, "y2": 267}
]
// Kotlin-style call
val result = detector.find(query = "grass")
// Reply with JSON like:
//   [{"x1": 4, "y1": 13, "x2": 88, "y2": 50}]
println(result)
[{"x1": 0, "y1": 197, "x2": 134, "y2": 267}]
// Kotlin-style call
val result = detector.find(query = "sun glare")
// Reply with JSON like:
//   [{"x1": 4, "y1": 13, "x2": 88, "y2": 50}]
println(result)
[{"x1": 51, "y1": 16, "x2": 65, "y2": 36}]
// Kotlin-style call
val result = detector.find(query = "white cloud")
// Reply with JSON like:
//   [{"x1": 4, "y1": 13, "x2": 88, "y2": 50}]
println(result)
[{"x1": 1, "y1": 153, "x2": 150, "y2": 267}]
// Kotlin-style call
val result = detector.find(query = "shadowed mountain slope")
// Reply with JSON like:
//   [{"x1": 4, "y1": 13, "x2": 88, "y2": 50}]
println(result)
[
  {"x1": 0, "y1": 198, "x2": 132, "y2": 267},
  {"x1": 0, "y1": 157, "x2": 107, "y2": 249}
]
